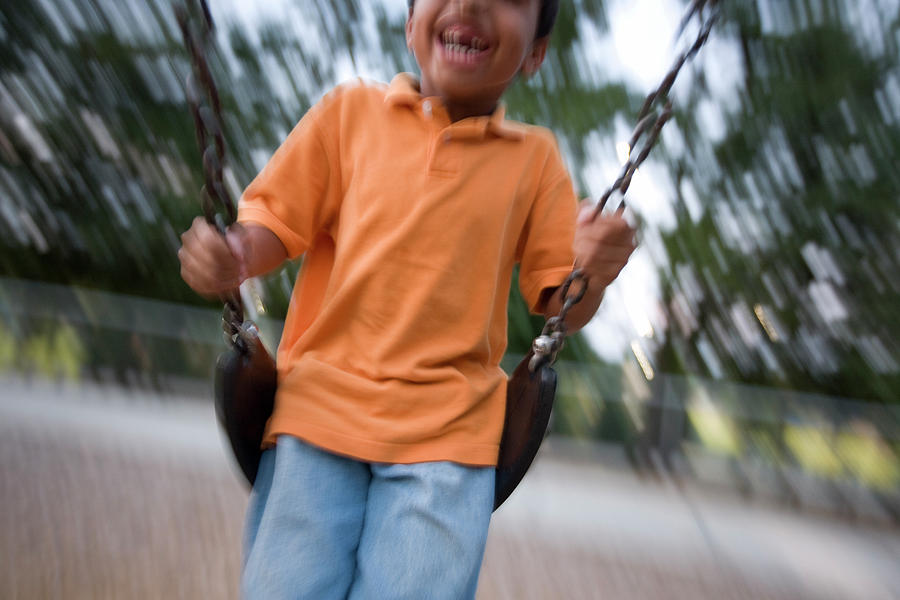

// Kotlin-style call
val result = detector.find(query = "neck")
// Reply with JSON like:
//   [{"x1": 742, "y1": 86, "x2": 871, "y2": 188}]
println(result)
[
  {"x1": 419, "y1": 81, "x2": 499, "y2": 122},
  {"x1": 444, "y1": 100, "x2": 498, "y2": 122}
]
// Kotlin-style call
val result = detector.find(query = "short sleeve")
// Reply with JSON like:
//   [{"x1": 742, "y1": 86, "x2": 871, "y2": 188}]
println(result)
[
  {"x1": 516, "y1": 140, "x2": 578, "y2": 314},
  {"x1": 237, "y1": 91, "x2": 344, "y2": 259}
]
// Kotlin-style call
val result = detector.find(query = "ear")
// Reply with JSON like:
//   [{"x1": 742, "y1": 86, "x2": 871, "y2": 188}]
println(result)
[
  {"x1": 521, "y1": 37, "x2": 549, "y2": 77},
  {"x1": 406, "y1": 8, "x2": 415, "y2": 52}
]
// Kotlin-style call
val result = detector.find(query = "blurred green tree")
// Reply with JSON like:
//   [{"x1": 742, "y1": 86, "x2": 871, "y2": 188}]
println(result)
[{"x1": 654, "y1": 1, "x2": 899, "y2": 402}]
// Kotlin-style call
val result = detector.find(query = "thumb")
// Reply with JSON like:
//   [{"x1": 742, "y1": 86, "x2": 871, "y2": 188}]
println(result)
[
  {"x1": 577, "y1": 199, "x2": 595, "y2": 225},
  {"x1": 225, "y1": 223, "x2": 248, "y2": 282}
]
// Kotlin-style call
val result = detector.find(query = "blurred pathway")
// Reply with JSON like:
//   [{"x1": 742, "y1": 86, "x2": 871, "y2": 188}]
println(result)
[{"x1": 2, "y1": 376, "x2": 898, "y2": 599}]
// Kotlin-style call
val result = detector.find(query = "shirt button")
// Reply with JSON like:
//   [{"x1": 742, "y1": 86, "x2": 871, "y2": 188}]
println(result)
[{"x1": 422, "y1": 100, "x2": 432, "y2": 117}]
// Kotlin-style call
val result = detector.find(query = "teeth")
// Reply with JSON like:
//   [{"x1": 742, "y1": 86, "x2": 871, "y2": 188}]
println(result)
[{"x1": 441, "y1": 30, "x2": 486, "y2": 52}]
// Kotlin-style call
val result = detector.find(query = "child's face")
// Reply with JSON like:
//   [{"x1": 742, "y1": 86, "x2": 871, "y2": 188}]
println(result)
[{"x1": 406, "y1": 0, "x2": 548, "y2": 118}]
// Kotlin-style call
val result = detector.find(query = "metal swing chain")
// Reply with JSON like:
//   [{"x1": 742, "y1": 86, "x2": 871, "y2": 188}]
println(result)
[
  {"x1": 174, "y1": 0, "x2": 247, "y2": 350},
  {"x1": 529, "y1": 0, "x2": 720, "y2": 372}
]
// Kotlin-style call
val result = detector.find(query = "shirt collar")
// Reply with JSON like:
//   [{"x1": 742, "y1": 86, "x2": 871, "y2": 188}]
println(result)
[{"x1": 384, "y1": 73, "x2": 524, "y2": 141}]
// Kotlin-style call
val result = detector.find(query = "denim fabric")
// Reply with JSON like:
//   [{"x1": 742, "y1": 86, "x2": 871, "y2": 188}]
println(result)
[{"x1": 242, "y1": 435, "x2": 494, "y2": 600}]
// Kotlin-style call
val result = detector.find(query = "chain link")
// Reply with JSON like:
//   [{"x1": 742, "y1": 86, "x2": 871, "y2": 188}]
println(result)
[
  {"x1": 175, "y1": 0, "x2": 245, "y2": 347},
  {"x1": 594, "y1": 0, "x2": 719, "y2": 216},
  {"x1": 530, "y1": 0, "x2": 719, "y2": 371}
]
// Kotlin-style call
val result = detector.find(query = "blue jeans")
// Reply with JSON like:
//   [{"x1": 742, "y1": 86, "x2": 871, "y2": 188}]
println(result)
[{"x1": 242, "y1": 435, "x2": 494, "y2": 599}]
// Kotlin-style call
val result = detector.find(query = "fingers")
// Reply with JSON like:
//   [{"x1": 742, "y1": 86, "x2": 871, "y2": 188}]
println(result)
[
  {"x1": 178, "y1": 248, "x2": 242, "y2": 297},
  {"x1": 573, "y1": 213, "x2": 638, "y2": 286},
  {"x1": 576, "y1": 213, "x2": 637, "y2": 248},
  {"x1": 178, "y1": 216, "x2": 245, "y2": 296}
]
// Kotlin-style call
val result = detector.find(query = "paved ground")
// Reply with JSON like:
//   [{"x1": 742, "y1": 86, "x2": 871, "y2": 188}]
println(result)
[{"x1": 2, "y1": 376, "x2": 898, "y2": 599}]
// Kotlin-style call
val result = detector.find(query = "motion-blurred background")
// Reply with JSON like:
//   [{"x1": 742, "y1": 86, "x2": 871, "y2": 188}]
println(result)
[{"x1": 1, "y1": 0, "x2": 898, "y2": 598}]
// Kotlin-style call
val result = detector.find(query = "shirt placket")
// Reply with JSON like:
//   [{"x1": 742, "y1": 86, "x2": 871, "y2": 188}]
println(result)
[{"x1": 422, "y1": 99, "x2": 460, "y2": 178}]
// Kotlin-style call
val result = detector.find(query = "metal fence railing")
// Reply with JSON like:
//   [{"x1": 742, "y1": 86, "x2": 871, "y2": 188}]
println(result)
[
  {"x1": 4, "y1": 277, "x2": 899, "y2": 523},
  {"x1": 543, "y1": 358, "x2": 900, "y2": 523}
]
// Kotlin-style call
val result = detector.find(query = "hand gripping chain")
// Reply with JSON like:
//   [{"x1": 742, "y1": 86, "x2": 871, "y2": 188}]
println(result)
[
  {"x1": 174, "y1": 0, "x2": 247, "y2": 350},
  {"x1": 528, "y1": 0, "x2": 720, "y2": 372}
]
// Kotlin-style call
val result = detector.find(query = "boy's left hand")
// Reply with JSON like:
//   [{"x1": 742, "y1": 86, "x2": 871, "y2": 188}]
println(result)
[
  {"x1": 543, "y1": 201, "x2": 637, "y2": 332},
  {"x1": 573, "y1": 201, "x2": 637, "y2": 288}
]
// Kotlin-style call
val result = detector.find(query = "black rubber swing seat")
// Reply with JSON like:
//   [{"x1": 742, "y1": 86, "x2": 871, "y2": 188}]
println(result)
[
  {"x1": 214, "y1": 336, "x2": 555, "y2": 511},
  {"x1": 493, "y1": 351, "x2": 557, "y2": 509},
  {"x1": 214, "y1": 332, "x2": 276, "y2": 486}
]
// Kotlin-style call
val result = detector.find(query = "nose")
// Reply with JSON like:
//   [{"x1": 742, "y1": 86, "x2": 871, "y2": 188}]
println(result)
[{"x1": 455, "y1": 0, "x2": 486, "y2": 16}]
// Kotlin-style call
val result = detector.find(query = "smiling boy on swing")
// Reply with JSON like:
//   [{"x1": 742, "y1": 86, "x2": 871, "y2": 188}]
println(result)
[{"x1": 178, "y1": 0, "x2": 635, "y2": 597}]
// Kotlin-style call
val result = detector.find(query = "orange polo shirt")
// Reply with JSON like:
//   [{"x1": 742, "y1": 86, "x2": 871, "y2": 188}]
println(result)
[{"x1": 238, "y1": 74, "x2": 576, "y2": 466}]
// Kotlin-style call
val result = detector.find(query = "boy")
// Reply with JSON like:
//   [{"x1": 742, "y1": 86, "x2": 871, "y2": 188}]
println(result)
[{"x1": 179, "y1": 0, "x2": 636, "y2": 597}]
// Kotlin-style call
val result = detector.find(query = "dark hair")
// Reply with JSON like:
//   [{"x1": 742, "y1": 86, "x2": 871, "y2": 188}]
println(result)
[{"x1": 407, "y1": 0, "x2": 559, "y2": 40}]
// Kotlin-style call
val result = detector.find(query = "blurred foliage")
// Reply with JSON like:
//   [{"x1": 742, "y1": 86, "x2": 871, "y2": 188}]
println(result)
[{"x1": 654, "y1": 0, "x2": 900, "y2": 402}]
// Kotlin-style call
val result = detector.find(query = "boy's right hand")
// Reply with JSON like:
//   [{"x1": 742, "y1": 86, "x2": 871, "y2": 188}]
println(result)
[{"x1": 178, "y1": 216, "x2": 248, "y2": 297}]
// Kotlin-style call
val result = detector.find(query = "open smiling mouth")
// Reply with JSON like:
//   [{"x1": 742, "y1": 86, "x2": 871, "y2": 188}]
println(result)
[{"x1": 438, "y1": 29, "x2": 490, "y2": 65}]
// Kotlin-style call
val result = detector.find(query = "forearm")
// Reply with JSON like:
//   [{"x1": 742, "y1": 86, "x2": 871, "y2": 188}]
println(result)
[
  {"x1": 542, "y1": 277, "x2": 606, "y2": 334},
  {"x1": 236, "y1": 224, "x2": 289, "y2": 279}
]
